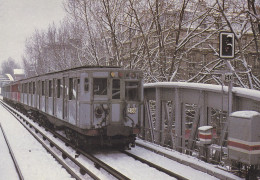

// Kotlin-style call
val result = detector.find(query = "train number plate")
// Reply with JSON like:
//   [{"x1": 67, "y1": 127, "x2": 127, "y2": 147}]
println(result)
[{"x1": 127, "y1": 107, "x2": 137, "y2": 114}]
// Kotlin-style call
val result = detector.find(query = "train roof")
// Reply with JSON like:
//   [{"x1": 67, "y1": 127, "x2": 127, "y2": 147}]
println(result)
[{"x1": 5, "y1": 65, "x2": 141, "y2": 85}]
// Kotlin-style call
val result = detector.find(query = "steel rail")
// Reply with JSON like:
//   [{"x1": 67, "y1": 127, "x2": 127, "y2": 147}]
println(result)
[
  {"x1": 45, "y1": 124, "x2": 131, "y2": 180},
  {"x1": 122, "y1": 150, "x2": 189, "y2": 180},
  {"x1": 0, "y1": 100, "x2": 97, "y2": 180},
  {"x1": 0, "y1": 123, "x2": 24, "y2": 180},
  {"x1": 1, "y1": 100, "x2": 130, "y2": 180}
]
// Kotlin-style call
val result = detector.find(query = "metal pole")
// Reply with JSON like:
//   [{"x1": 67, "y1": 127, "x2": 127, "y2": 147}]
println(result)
[{"x1": 228, "y1": 76, "x2": 233, "y2": 115}]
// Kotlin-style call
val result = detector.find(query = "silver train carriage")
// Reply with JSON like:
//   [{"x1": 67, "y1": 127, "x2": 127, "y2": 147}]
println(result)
[{"x1": 2, "y1": 66, "x2": 143, "y2": 148}]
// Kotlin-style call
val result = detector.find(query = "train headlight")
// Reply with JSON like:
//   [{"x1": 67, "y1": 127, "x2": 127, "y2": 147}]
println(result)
[
  {"x1": 102, "y1": 104, "x2": 109, "y2": 110},
  {"x1": 110, "y1": 72, "x2": 116, "y2": 78}
]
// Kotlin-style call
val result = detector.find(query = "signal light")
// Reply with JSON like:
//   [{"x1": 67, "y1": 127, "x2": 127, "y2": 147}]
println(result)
[
  {"x1": 118, "y1": 72, "x2": 124, "y2": 78},
  {"x1": 219, "y1": 32, "x2": 235, "y2": 59}
]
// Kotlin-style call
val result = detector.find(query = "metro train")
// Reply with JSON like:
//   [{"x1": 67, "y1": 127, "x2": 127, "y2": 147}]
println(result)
[{"x1": 2, "y1": 66, "x2": 143, "y2": 149}]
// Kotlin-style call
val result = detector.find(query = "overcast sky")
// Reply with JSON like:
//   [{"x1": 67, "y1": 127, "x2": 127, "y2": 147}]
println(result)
[{"x1": 0, "y1": 0, "x2": 66, "y2": 66}]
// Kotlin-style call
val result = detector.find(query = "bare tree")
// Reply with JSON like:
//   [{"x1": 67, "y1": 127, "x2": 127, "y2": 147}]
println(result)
[{"x1": 1, "y1": 57, "x2": 20, "y2": 76}]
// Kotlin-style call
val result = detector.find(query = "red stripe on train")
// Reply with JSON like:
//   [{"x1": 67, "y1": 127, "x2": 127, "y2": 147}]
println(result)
[{"x1": 228, "y1": 141, "x2": 260, "y2": 151}]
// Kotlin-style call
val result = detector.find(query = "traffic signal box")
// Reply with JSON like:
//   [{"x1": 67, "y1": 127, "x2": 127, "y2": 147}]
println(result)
[{"x1": 219, "y1": 32, "x2": 235, "y2": 59}]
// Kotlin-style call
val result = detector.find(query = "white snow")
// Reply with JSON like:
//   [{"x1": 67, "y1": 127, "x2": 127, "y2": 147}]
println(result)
[
  {"x1": 144, "y1": 82, "x2": 260, "y2": 101},
  {"x1": 0, "y1": 104, "x2": 74, "y2": 180},
  {"x1": 5, "y1": 74, "x2": 14, "y2": 81},
  {"x1": 13, "y1": 69, "x2": 25, "y2": 75},
  {"x1": 0, "y1": 97, "x2": 242, "y2": 180},
  {"x1": 94, "y1": 151, "x2": 176, "y2": 180},
  {"x1": 198, "y1": 126, "x2": 213, "y2": 131},
  {"x1": 230, "y1": 110, "x2": 260, "y2": 118},
  {"x1": 136, "y1": 139, "x2": 243, "y2": 180},
  {"x1": 0, "y1": 125, "x2": 20, "y2": 180}
]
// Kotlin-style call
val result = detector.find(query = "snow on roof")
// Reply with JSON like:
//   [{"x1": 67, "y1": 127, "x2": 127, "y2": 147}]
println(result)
[
  {"x1": 198, "y1": 126, "x2": 213, "y2": 131},
  {"x1": 13, "y1": 69, "x2": 24, "y2": 75},
  {"x1": 230, "y1": 111, "x2": 260, "y2": 119},
  {"x1": 144, "y1": 82, "x2": 260, "y2": 101},
  {"x1": 5, "y1": 74, "x2": 14, "y2": 81}
]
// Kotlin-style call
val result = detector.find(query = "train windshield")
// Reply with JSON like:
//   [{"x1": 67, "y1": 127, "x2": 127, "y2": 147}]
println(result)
[
  {"x1": 93, "y1": 78, "x2": 107, "y2": 95},
  {"x1": 125, "y1": 81, "x2": 139, "y2": 101},
  {"x1": 112, "y1": 79, "x2": 120, "y2": 99}
]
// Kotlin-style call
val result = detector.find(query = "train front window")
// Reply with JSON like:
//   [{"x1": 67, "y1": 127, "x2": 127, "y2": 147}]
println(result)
[
  {"x1": 93, "y1": 78, "x2": 107, "y2": 95},
  {"x1": 112, "y1": 79, "x2": 120, "y2": 99},
  {"x1": 125, "y1": 81, "x2": 139, "y2": 101}
]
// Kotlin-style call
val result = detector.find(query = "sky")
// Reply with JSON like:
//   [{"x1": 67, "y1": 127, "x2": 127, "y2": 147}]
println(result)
[{"x1": 0, "y1": 0, "x2": 66, "y2": 66}]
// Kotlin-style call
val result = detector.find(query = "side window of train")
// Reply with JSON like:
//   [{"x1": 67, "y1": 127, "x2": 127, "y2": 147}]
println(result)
[
  {"x1": 25, "y1": 83, "x2": 28, "y2": 94},
  {"x1": 93, "y1": 78, "x2": 107, "y2": 95},
  {"x1": 33, "y1": 82, "x2": 35, "y2": 94},
  {"x1": 49, "y1": 80, "x2": 52, "y2": 97},
  {"x1": 84, "y1": 78, "x2": 89, "y2": 92},
  {"x1": 112, "y1": 79, "x2": 120, "y2": 99},
  {"x1": 29, "y1": 82, "x2": 32, "y2": 94},
  {"x1": 42, "y1": 81, "x2": 45, "y2": 96},
  {"x1": 69, "y1": 78, "x2": 76, "y2": 100},
  {"x1": 57, "y1": 79, "x2": 61, "y2": 98},
  {"x1": 37, "y1": 81, "x2": 41, "y2": 95}
]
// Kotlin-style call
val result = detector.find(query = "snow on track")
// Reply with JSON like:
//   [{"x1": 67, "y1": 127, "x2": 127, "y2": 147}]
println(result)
[
  {"x1": 0, "y1": 124, "x2": 20, "y2": 180},
  {"x1": 128, "y1": 146, "x2": 218, "y2": 180},
  {"x1": 0, "y1": 104, "x2": 74, "y2": 180},
  {"x1": 94, "y1": 150, "x2": 177, "y2": 180}
]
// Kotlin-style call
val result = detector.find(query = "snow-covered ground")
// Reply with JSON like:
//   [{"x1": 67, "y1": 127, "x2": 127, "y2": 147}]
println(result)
[
  {"x1": 0, "y1": 103, "x2": 73, "y2": 180},
  {"x1": 0, "y1": 124, "x2": 19, "y2": 180},
  {"x1": 0, "y1": 100, "x2": 242, "y2": 180}
]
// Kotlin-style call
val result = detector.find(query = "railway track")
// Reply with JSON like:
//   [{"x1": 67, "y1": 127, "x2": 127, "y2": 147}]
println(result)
[
  {"x1": 0, "y1": 123, "x2": 24, "y2": 180},
  {"x1": 1, "y1": 100, "x2": 190, "y2": 180},
  {"x1": 0, "y1": 100, "x2": 130, "y2": 180},
  {"x1": 122, "y1": 150, "x2": 188, "y2": 180}
]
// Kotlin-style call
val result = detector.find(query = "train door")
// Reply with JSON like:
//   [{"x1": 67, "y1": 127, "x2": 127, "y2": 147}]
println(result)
[
  {"x1": 68, "y1": 77, "x2": 78, "y2": 125},
  {"x1": 45, "y1": 79, "x2": 48, "y2": 112},
  {"x1": 78, "y1": 73, "x2": 91, "y2": 128},
  {"x1": 47, "y1": 79, "x2": 53, "y2": 115},
  {"x1": 52, "y1": 79, "x2": 57, "y2": 116},
  {"x1": 40, "y1": 80, "x2": 46, "y2": 112},
  {"x1": 63, "y1": 77, "x2": 68, "y2": 121},
  {"x1": 33, "y1": 81, "x2": 36, "y2": 108},
  {"x1": 37, "y1": 80, "x2": 41, "y2": 110},
  {"x1": 56, "y1": 78, "x2": 63, "y2": 119}
]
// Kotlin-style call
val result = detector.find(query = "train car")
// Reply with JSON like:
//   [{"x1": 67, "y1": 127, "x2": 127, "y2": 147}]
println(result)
[{"x1": 3, "y1": 66, "x2": 143, "y2": 149}]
